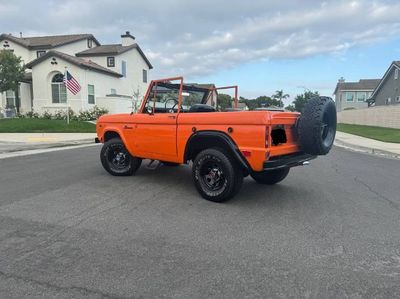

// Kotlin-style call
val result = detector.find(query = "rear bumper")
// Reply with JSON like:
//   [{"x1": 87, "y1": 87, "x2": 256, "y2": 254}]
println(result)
[{"x1": 263, "y1": 152, "x2": 316, "y2": 170}]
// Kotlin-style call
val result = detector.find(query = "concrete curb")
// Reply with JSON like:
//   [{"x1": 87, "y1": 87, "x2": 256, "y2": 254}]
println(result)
[
  {"x1": 334, "y1": 138, "x2": 400, "y2": 160},
  {"x1": 0, "y1": 138, "x2": 95, "y2": 154}
]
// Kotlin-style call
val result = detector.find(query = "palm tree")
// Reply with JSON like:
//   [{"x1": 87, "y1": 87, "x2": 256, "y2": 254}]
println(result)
[{"x1": 272, "y1": 90, "x2": 289, "y2": 107}]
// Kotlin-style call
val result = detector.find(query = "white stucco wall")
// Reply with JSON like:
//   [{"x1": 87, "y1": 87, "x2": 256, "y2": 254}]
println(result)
[
  {"x1": 81, "y1": 48, "x2": 150, "y2": 98},
  {"x1": 1, "y1": 39, "x2": 32, "y2": 64},
  {"x1": 115, "y1": 49, "x2": 150, "y2": 98},
  {"x1": 97, "y1": 96, "x2": 134, "y2": 114},
  {"x1": 54, "y1": 39, "x2": 95, "y2": 56},
  {"x1": 31, "y1": 55, "x2": 122, "y2": 113}
]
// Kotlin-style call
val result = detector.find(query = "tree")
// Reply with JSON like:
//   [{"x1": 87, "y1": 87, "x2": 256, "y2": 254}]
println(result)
[
  {"x1": 292, "y1": 90, "x2": 319, "y2": 112},
  {"x1": 239, "y1": 95, "x2": 282, "y2": 110},
  {"x1": 217, "y1": 93, "x2": 233, "y2": 110},
  {"x1": 272, "y1": 90, "x2": 289, "y2": 108},
  {"x1": 0, "y1": 50, "x2": 25, "y2": 113},
  {"x1": 285, "y1": 104, "x2": 296, "y2": 112}
]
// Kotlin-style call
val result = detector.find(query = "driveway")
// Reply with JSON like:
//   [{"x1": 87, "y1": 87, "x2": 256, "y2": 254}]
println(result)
[{"x1": 0, "y1": 146, "x2": 399, "y2": 298}]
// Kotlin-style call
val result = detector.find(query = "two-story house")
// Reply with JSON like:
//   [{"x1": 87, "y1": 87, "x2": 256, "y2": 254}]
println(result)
[
  {"x1": 368, "y1": 61, "x2": 400, "y2": 106},
  {"x1": 333, "y1": 77, "x2": 381, "y2": 112},
  {"x1": 0, "y1": 31, "x2": 152, "y2": 114}
]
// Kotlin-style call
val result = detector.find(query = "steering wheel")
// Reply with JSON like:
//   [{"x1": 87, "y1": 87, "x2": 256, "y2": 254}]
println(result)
[{"x1": 164, "y1": 98, "x2": 179, "y2": 113}]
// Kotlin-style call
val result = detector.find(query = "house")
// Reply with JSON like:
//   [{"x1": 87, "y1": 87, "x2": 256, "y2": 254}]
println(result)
[
  {"x1": 0, "y1": 31, "x2": 152, "y2": 115},
  {"x1": 333, "y1": 77, "x2": 380, "y2": 112},
  {"x1": 368, "y1": 61, "x2": 400, "y2": 106}
]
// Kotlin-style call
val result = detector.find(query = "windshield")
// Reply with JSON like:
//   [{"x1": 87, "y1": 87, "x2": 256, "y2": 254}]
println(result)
[{"x1": 145, "y1": 82, "x2": 210, "y2": 113}]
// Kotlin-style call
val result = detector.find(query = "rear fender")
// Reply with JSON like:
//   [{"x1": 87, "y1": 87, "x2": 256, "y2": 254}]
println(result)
[{"x1": 184, "y1": 131, "x2": 251, "y2": 173}]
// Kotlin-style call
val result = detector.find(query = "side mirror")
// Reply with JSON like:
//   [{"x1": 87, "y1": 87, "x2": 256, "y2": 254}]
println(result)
[{"x1": 146, "y1": 105, "x2": 154, "y2": 115}]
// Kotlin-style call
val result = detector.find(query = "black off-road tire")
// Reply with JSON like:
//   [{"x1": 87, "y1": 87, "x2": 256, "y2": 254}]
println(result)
[
  {"x1": 298, "y1": 96, "x2": 337, "y2": 155},
  {"x1": 250, "y1": 168, "x2": 290, "y2": 185},
  {"x1": 192, "y1": 148, "x2": 243, "y2": 202},
  {"x1": 100, "y1": 138, "x2": 142, "y2": 176}
]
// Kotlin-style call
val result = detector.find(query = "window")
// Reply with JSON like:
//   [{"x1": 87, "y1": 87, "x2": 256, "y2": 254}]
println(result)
[
  {"x1": 121, "y1": 60, "x2": 127, "y2": 77},
  {"x1": 356, "y1": 92, "x2": 366, "y2": 102},
  {"x1": 346, "y1": 92, "x2": 355, "y2": 102},
  {"x1": 396, "y1": 96, "x2": 400, "y2": 103},
  {"x1": 88, "y1": 84, "x2": 95, "y2": 104},
  {"x1": 395, "y1": 68, "x2": 399, "y2": 80},
  {"x1": 110, "y1": 88, "x2": 116, "y2": 95},
  {"x1": 36, "y1": 50, "x2": 46, "y2": 58},
  {"x1": 5, "y1": 90, "x2": 15, "y2": 108},
  {"x1": 366, "y1": 91, "x2": 372, "y2": 99},
  {"x1": 107, "y1": 57, "x2": 115, "y2": 67},
  {"x1": 143, "y1": 69, "x2": 147, "y2": 83},
  {"x1": 88, "y1": 39, "x2": 93, "y2": 48},
  {"x1": 51, "y1": 73, "x2": 67, "y2": 103}
]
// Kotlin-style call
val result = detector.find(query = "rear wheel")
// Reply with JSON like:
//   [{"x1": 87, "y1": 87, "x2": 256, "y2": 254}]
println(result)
[
  {"x1": 100, "y1": 138, "x2": 142, "y2": 176},
  {"x1": 192, "y1": 148, "x2": 243, "y2": 202},
  {"x1": 251, "y1": 168, "x2": 289, "y2": 185}
]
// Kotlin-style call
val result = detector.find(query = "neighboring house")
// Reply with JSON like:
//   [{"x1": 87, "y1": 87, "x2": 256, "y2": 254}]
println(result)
[
  {"x1": 333, "y1": 77, "x2": 380, "y2": 112},
  {"x1": 0, "y1": 31, "x2": 152, "y2": 114},
  {"x1": 369, "y1": 61, "x2": 400, "y2": 106}
]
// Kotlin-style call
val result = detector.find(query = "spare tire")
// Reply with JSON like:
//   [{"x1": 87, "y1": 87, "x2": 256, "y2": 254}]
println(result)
[{"x1": 298, "y1": 96, "x2": 336, "y2": 155}]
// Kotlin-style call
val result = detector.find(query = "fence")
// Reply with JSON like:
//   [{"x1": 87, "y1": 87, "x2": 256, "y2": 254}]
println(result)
[{"x1": 337, "y1": 105, "x2": 400, "y2": 129}]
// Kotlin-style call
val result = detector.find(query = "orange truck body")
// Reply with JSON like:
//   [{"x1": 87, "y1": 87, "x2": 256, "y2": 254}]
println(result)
[{"x1": 96, "y1": 77, "x2": 302, "y2": 172}]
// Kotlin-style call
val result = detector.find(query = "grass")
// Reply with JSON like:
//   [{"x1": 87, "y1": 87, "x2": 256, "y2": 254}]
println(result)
[
  {"x1": 337, "y1": 123, "x2": 400, "y2": 143},
  {"x1": 0, "y1": 118, "x2": 96, "y2": 133}
]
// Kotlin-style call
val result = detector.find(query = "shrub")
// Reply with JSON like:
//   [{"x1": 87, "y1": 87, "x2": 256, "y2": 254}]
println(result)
[
  {"x1": 42, "y1": 110, "x2": 52, "y2": 120},
  {"x1": 77, "y1": 106, "x2": 108, "y2": 121},
  {"x1": 53, "y1": 108, "x2": 75, "y2": 120},
  {"x1": 25, "y1": 110, "x2": 40, "y2": 119}
]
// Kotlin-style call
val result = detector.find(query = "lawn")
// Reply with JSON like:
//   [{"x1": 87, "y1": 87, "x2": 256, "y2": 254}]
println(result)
[
  {"x1": 0, "y1": 118, "x2": 96, "y2": 133},
  {"x1": 337, "y1": 123, "x2": 400, "y2": 143}
]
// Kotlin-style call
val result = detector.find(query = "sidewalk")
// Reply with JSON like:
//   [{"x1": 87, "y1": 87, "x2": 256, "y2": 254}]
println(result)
[
  {"x1": 0, "y1": 133, "x2": 96, "y2": 154},
  {"x1": 335, "y1": 131, "x2": 400, "y2": 157}
]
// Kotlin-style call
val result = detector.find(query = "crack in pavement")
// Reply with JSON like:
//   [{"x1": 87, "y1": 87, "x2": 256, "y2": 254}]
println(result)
[{"x1": 354, "y1": 176, "x2": 400, "y2": 211}]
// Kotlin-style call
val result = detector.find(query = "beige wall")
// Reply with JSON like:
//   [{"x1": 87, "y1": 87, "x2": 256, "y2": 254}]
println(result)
[{"x1": 337, "y1": 105, "x2": 400, "y2": 129}]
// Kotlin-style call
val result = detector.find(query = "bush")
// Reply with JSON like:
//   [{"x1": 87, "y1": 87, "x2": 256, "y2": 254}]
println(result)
[
  {"x1": 25, "y1": 110, "x2": 40, "y2": 119},
  {"x1": 19, "y1": 107, "x2": 108, "y2": 121},
  {"x1": 53, "y1": 108, "x2": 75, "y2": 120},
  {"x1": 42, "y1": 110, "x2": 52, "y2": 120},
  {"x1": 343, "y1": 107, "x2": 356, "y2": 111},
  {"x1": 77, "y1": 106, "x2": 108, "y2": 121}
]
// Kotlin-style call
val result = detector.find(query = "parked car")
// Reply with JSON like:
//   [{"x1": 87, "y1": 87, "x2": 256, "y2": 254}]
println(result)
[{"x1": 96, "y1": 77, "x2": 337, "y2": 202}]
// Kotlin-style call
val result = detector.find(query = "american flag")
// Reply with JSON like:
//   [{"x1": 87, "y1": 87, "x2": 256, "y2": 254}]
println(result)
[{"x1": 63, "y1": 70, "x2": 81, "y2": 95}]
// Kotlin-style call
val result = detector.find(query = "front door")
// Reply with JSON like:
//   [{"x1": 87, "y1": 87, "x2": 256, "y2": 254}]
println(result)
[
  {"x1": 133, "y1": 80, "x2": 181, "y2": 159},
  {"x1": 133, "y1": 113, "x2": 177, "y2": 158}
]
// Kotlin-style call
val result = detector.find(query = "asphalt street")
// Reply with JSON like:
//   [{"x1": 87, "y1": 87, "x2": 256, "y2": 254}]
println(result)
[{"x1": 0, "y1": 146, "x2": 399, "y2": 298}]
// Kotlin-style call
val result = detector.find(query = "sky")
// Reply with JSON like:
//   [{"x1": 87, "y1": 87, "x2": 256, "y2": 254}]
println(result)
[{"x1": 1, "y1": 0, "x2": 400, "y2": 106}]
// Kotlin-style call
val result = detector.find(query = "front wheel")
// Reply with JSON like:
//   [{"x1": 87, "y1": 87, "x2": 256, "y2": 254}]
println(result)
[
  {"x1": 192, "y1": 148, "x2": 243, "y2": 202},
  {"x1": 100, "y1": 138, "x2": 142, "y2": 176},
  {"x1": 250, "y1": 168, "x2": 289, "y2": 185}
]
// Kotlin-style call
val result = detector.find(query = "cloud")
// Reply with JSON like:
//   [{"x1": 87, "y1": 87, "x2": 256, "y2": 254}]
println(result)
[{"x1": 2, "y1": 0, "x2": 400, "y2": 78}]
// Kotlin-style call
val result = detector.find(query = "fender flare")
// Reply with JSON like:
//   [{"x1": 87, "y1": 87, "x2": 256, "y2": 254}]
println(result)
[
  {"x1": 184, "y1": 130, "x2": 251, "y2": 172},
  {"x1": 102, "y1": 128, "x2": 135, "y2": 154}
]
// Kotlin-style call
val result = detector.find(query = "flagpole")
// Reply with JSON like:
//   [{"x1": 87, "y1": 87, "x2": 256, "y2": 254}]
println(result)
[{"x1": 64, "y1": 67, "x2": 69, "y2": 124}]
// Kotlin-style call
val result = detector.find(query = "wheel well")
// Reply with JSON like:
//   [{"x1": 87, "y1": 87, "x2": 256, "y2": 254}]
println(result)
[
  {"x1": 104, "y1": 131, "x2": 121, "y2": 142},
  {"x1": 184, "y1": 132, "x2": 250, "y2": 174}
]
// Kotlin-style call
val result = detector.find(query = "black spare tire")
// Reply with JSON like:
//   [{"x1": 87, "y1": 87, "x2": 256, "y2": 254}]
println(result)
[{"x1": 298, "y1": 96, "x2": 336, "y2": 155}]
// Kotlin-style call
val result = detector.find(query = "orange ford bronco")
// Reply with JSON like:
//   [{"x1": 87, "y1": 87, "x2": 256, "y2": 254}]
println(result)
[{"x1": 96, "y1": 76, "x2": 336, "y2": 202}]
